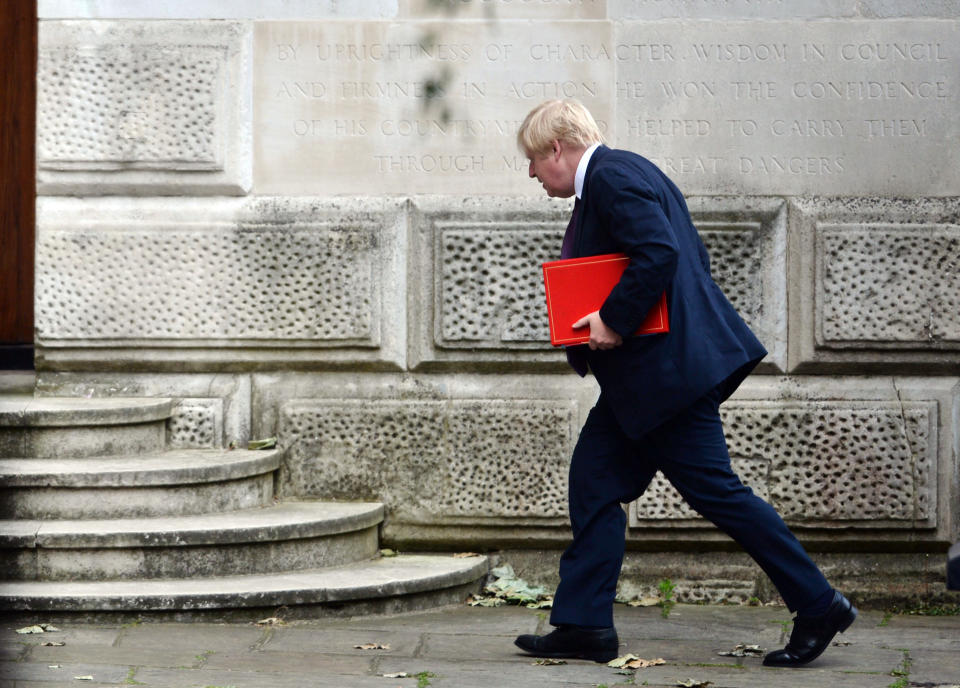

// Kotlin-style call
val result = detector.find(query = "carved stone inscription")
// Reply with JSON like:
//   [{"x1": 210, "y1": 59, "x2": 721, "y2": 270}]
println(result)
[
  {"x1": 817, "y1": 224, "x2": 960, "y2": 348},
  {"x1": 253, "y1": 21, "x2": 612, "y2": 194},
  {"x1": 616, "y1": 20, "x2": 959, "y2": 195},
  {"x1": 632, "y1": 401, "x2": 936, "y2": 527}
]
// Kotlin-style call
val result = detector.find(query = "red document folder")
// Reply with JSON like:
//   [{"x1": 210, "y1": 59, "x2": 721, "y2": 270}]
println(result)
[{"x1": 542, "y1": 253, "x2": 669, "y2": 346}]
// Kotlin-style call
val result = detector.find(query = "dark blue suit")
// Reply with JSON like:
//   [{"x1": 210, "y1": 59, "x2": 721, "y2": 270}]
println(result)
[{"x1": 551, "y1": 146, "x2": 831, "y2": 628}]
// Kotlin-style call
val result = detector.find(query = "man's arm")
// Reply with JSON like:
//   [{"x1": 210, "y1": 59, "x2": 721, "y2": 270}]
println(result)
[{"x1": 590, "y1": 166, "x2": 679, "y2": 338}]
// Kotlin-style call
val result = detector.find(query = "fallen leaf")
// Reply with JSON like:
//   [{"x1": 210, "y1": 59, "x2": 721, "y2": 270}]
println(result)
[
  {"x1": 74, "y1": 677, "x2": 94, "y2": 681},
  {"x1": 354, "y1": 642, "x2": 390, "y2": 650},
  {"x1": 625, "y1": 657, "x2": 666, "y2": 669},
  {"x1": 16, "y1": 624, "x2": 61, "y2": 634},
  {"x1": 468, "y1": 596, "x2": 503, "y2": 607},
  {"x1": 382, "y1": 672, "x2": 408, "y2": 678},
  {"x1": 533, "y1": 658, "x2": 567, "y2": 665},
  {"x1": 48, "y1": 665, "x2": 61, "y2": 669},
  {"x1": 255, "y1": 616, "x2": 286, "y2": 626},
  {"x1": 717, "y1": 643, "x2": 763, "y2": 657},
  {"x1": 630, "y1": 597, "x2": 662, "y2": 607},
  {"x1": 41, "y1": 641, "x2": 66, "y2": 647},
  {"x1": 608, "y1": 654, "x2": 665, "y2": 669},
  {"x1": 608, "y1": 654, "x2": 640, "y2": 668},
  {"x1": 380, "y1": 548, "x2": 398, "y2": 557},
  {"x1": 247, "y1": 437, "x2": 277, "y2": 450},
  {"x1": 453, "y1": 552, "x2": 480, "y2": 558},
  {"x1": 676, "y1": 680, "x2": 712, "y2": 688},
  {"x1": 832, "y1": 640, "x2": 852, "y2": 646}
]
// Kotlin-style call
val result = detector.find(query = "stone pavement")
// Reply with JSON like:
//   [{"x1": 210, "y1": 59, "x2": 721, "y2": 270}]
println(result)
[{"x1": 2, "y1": 603, "x2": 959, "y2": 688}]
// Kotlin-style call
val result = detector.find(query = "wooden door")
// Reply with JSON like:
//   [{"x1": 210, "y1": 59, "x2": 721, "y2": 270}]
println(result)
[{"x1": 0, "y1": 0, "x2": 37, "y2": 369}]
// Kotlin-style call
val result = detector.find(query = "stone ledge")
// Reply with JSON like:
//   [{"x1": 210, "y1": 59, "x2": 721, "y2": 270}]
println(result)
[
  {"x1": 0, "y1": 396, "x2": 173, "y2": 427},
  {"x1": 2, "y1": 501, "x2": 384, "y2": 549},
  {"x1": 0, "y1": 554, "x2": 489, "y2": 611},
  {"x1": 0, "y1": 449, "x2": 280, "y2": 487}
]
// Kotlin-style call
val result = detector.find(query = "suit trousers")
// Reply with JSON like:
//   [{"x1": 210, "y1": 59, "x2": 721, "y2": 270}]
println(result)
[{"x1": 549, "y1": 385, "x2": 832, "y2": 628}]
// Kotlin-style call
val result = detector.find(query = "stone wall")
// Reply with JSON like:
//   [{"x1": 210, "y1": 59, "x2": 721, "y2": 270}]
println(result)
[{"x1": 34, "y1": 1, "x2": 960, "y2": 604}]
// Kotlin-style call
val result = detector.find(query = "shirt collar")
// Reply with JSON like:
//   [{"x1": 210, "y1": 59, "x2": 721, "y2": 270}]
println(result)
[{"x1": 574, "y1": 143, "x2": 601, "y2": 199}]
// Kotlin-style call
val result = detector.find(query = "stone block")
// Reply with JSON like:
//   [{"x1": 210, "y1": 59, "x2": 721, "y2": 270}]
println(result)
[
  {"x1": 37, "y1": 21, "x2": 252, "y2": 195},
  {"x1": 167, "y1": 398, "x2": 223, "y2": 449},
  {"x1": 409, "y1": 196, "x2": 786, "y2": 371},
  {"x1": 253, "y1": 20, "x2": 613, "y2": 195},
  {"x1": 632, "y1": 399, "x2": 936, "y2": 529},
  {"x1": 408, "y1": 196, "x2": 570, "y2": 370},
  {"x1": 35, "y1": 197, "x2": 406, "y2": 371},
  {"x1": 789, "y1": 198, "x2": 960, "y2": 372},
  {"x1": 256, "y1": 371, "x2": 599, "y2": 528},
  {"x1": 613, "y1": 19, "x2": 960, "y2": 196}
]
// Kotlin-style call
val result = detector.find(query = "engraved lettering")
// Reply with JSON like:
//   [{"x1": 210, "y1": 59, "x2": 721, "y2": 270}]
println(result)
[
  {"x1": 276, "y1": 43, "x2": 298, "y2": 61},
  {"x1": 660, "y1": 81, "x2": 717, "y2": 98},
  {"x1": 792, "y1": 80, "x2": 949, "y2": 99},
  {"x1": 372, "y1": 154, "x2": 485, "y2": 173},
  {"x1": 731, "y1": 80, "x2": 777, "y2": 99},
  {"x1": 739, "y1": 156, "x2": 845, "y2": 174},
  {"x1": 692, "y1": 42, "x2": 787, "y2": 62},
  {"x1": 529, "y1": 44, "x2": 611, "y2": 61},
  {"x1": 615, "y1": 43, "x2": 675, "y2": 61},
  {"x1": 508, "y1": 81, "x2": 599, "y2": 98},
  {"x1": 864, "y1": 119, "x2": 927, "y2": 137},
  {"x1": 839, "y1": 42, "x2": 948, "y2": 61},
  {"x1": 276, "y1": 81, "x2": 326, "y2": 99},
  {"x1": 627, "y1": 118, "x2": 711, "y2": 136},
  {"x1": 771, "y1": 119, "x2": 847, "y2": 137}
]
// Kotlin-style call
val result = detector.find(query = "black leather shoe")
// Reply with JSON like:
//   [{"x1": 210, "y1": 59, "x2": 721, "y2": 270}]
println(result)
[
  {"x1": 763, "y1": 591, "x2": 857, "y2": 667},
  {"x1": 515, "y1": 625, "x2": 619, "y2": 663}
]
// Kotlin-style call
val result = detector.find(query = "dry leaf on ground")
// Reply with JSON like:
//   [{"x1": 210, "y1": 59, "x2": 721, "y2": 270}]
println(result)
[
  {"x1": 16, "y1": 624, "x2": 61, "y2": 634},
  {"x1": 40, "y1": 641, "x2": 66, "y2": 647},
  {"x1": 354, "y1": 642, "x2": 391, "y2": 650},
  {"x1": 717, "y1": 643, "x2": 763, "y2": 657},
  {"x1": 533, "y1": 658, "x2": 567, "y2": 665},
  {"x1": 73, "y1": 677, "x2": 94, "y2": 681},
  {"x1": 382, "y1": 672, "x2": 408, "y2": 678},
  {"x1": 608, "y1": 654, "x2": 665, "y2": 669},
  {"x1": 677, "y1": 679, "x2": 712, "y2": 688},
  {"x1": 255, "y1": 616, "x2": 286, "y2": 626},
  {"x1": 453, "y1": 552, "x2": 480, "y2": 558}
]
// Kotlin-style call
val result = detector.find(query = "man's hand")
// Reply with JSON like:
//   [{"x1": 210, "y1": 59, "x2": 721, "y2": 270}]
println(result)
[{"x1": 572, "y1": 311, "x2": 623, "y2": 351}]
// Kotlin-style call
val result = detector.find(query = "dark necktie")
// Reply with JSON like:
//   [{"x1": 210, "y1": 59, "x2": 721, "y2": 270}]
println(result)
[
  {"x1": 560, "y1": 198, "x2": 581, "y2": 260},
  {"x1": 560, "y1": 198, "x2": 589, "y2": 377}
]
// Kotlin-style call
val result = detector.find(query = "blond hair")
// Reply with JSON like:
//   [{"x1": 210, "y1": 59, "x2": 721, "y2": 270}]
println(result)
[{"x1": 517, "y1": 99, "x2": 604, "y2": 157}]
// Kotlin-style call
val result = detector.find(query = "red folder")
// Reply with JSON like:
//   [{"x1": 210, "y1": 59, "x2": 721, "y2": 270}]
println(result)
[{"x1": 542, "y1": 253, "x2": 669, "y2": 347}]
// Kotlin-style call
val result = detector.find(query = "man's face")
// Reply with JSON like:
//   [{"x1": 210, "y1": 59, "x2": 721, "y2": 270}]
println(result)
[{"x1": 527, "y1": 141, "x2": 576, "y2": 198}]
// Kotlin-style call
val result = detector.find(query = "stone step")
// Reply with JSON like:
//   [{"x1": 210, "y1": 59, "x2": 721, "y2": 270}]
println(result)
[
  {"x1": 0, "y1": 449, "x2": 282, "y2": 519},
  {"x1": 0, "y1": 554, "x2": 489, "y2": 619},
  {"x1": 1, "y1": 501, "x2": 384, "y2": 581},
  {"x1": 0, "y1": 396, "x2": 173, "y2": 458}
]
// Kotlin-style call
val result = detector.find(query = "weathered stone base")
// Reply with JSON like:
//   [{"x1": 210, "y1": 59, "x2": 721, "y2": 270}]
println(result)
[{"x1": 493, "y1": 549, "x2": 960, "y2": 610}]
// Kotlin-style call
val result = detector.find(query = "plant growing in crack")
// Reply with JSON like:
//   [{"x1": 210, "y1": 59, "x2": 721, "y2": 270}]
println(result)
[{"x1": 658, "y1": 578, "x2": 677, "y2": 619}]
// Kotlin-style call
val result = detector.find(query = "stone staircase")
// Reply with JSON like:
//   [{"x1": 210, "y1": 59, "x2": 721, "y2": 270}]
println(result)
[{"x1": 0, "y1": 392, "x2": 487, "y2": 620}]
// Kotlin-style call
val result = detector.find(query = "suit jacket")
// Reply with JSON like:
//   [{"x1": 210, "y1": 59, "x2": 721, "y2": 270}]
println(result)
[{"x1": 571, "y1": 145, "x2": 766, "y2": 440}]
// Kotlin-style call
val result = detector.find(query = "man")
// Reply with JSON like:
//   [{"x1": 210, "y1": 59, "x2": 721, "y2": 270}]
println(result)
[{"x1": 513, "y1": 99, "x2": 856, "y2": 667}]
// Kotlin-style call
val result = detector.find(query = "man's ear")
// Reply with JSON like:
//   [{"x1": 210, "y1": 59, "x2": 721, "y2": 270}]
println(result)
[{"x1": 551, "y1": 139, "x2": 563, "y2": 160}]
